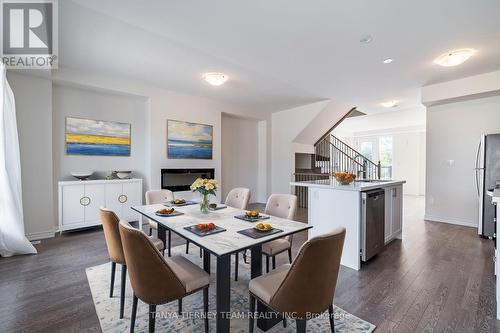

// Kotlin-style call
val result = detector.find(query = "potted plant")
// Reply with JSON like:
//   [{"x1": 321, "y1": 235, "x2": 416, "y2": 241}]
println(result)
[{"x1": 191, "y1": 178, "x2": 218, "y2": 214}]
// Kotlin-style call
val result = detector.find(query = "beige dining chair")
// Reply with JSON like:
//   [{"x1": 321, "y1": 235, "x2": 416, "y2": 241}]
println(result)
[
  {"x1": 99, "y1": 208, "x2": 164, "y2": 319},
  {"x1": 262, "y1": 194, "x2": 297, "y2": 272},
  {"x1": 225, "y1": 188, "x2": 251, "y2": 210},
  {"x1": 119, "y1": 221, "x2": 210, "y2": 333},
  {"x1": 224, "y1": 188, "x2": 251, "y2": 281},
  {"x1": 145, "y1": 189, "x2": 174, "y2": 254},
  {"x1": 248, "y1": 227, "x2": 346, "y2": 333}
]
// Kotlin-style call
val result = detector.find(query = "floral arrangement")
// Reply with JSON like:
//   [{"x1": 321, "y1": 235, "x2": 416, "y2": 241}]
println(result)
[
  {"x1": 191, "y1": 178, "x2": 218, "y2": 213},
  {"x1": 190, "y1": 178, "x2": 218, "y2": 194}
]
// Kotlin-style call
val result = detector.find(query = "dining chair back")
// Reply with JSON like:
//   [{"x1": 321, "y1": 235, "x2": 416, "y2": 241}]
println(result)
[
  {"x1": 145, "y1": 189, "x2": 174, "y2": 205},
  {"x1": 264, "y1": 194, "x2": 297, "y2": 220},
  {"x1": 225, "y1": 187, "x2": 251, "y2": 210},
  {"x1": 100, "y1": 207, "x2": 125, "y2": 264},
  {"x1": 119, "y1": 221, "x2": 185, "y2": 304},
  {"x1": 270, "y1": 227, "x2": 346, "y2": 318}
]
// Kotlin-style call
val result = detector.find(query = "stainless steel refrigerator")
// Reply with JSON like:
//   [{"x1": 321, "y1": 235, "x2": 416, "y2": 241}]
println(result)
[{"x1": 476, "y1": 134, "x2": 500, "y2": 238}]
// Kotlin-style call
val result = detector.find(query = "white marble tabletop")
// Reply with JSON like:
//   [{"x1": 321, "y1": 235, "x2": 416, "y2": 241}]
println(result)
[{"x1": 132, "y1": 203, "x2": 311, "y2": 257}]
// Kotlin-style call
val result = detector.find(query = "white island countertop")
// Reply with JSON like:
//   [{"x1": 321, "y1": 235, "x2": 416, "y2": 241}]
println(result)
[{"x1": 290, "y1": 178, "x2": 406, "y2": 191}]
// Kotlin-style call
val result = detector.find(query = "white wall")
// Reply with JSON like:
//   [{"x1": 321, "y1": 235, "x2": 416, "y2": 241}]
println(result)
[
  {"x1": 350, "y1": 131, "x2": 426, "y2": 196},
  {"x1": 9, "y1": 68, "x2": 259, "y2": 238},
  {"x1": 52, "y1": 84, "x2": 148, "y2": 182},
  {"x1": 221, "y1": 114, "x2": 261, "y2": 202},
  {"x1": 146, "y1": 90, "x2": 222, "y2": 199},
  {"x1": 426, "y1": 95, "x2": 500, "y2": 227},
  {"x1": 271, "y1": 102, "x2": 325, "y2": 194},
  {"x1": 7, "y1": 73, "x2": 54, "y2": 239}
]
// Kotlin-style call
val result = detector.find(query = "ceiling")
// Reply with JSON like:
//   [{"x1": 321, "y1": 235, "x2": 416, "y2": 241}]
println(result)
[
  {"x1": 334, "y1": 108, "x2": 426, "y2": 136},
  {"x1": 62, "y1": 0, "x2": 500, "y2": 115}
]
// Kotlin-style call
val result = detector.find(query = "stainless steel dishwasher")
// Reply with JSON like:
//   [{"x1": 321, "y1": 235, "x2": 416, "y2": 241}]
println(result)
[{"x1": 361, "y1": 188, "x2": 385, "y2": 262}]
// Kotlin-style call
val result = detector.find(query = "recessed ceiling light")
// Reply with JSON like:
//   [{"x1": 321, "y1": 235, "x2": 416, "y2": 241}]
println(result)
[
  {"x1": 433, "y1": 48, "x2": 476, "y2": 67},
  {"x1": 359, "y1": 35, "x2": 373, "y2": 44},
  {"x1": 380, "y1": 100, "x2": 399, "y2": 108},
  {"x1": 383, "y1": 58, "x2": 393, "y2": 64},
  {"x1": 202, "y1": 72, "x2": 228, "y2": 86}
]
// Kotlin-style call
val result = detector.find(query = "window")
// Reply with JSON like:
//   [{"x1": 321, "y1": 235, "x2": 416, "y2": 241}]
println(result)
[
  {"x1": 378, "y1": 136, "x2": 393, "y2": 179},
  {"x1": 360, "y1": 142, "x2": 373, "y2": 161}
]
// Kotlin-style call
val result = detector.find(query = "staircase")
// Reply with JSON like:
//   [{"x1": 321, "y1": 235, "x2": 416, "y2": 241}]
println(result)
[{"x1": 314, "y1": 134, "x2": 381, "y2": 179}]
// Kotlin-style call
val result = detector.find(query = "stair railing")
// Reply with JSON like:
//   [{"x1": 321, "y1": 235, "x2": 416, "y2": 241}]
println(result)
[{"x1": 314, "y1": 135, "x2": 381, "y2": 179}]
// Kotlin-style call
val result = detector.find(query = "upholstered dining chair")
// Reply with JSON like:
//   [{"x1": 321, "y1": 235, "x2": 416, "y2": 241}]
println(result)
[
  {"x1": 262, "y1": 194, "x2": 297, "y2": 272},
  {"x1": 224, "y1": 188, "x2": 251, "y2": 281},
  {"x1": 119, "y1": 221, "x2": 210, "y2": 333},
  {"x1": 145, "y1": 189, "x2": 174, "y2": 254},
  {"x1": 99, "y1": 208, "x2": 164, "y2": 319},
  {"x1": 248, "y1": 227, "x2": 346, "y2": 333}
]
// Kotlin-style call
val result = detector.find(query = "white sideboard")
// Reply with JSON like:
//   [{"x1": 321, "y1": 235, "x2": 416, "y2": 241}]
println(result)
[{"x1": 58, "y1": 178, "x2": 143, "y2": 232}]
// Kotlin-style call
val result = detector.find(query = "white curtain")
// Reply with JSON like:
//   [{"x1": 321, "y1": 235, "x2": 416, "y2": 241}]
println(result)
[{"x1": 0, "y1": 64, "x2": 37, "y2": 257}]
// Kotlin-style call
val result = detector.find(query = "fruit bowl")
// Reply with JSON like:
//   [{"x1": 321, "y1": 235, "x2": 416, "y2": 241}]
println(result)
[
  {"x1": 245, "y1": 210, "x2": 260, "y2": 218},
  {"x1": 331, "y1": 172, "x2": 356, "y2": 185}
]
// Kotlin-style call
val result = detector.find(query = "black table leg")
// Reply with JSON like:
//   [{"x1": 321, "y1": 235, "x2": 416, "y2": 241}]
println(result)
[
  {"x1": 157, "y1": 224, "x2": 167, "y2": 252},
  {"x1": 216, "y1": 254, "x2": 231, "y2": 333},
  {"x1": 251, "y1": 245, "x2": 282, "y2": 331},
  {"x1": 168, "y1": 229, "x2": 172, "y2": 257},
  {"x1": 203, "y1": 249, "x2": 211, "y2": 274}
]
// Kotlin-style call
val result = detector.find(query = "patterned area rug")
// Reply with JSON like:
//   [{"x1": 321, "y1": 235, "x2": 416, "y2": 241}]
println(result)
[{"x1": 86, "y1": 245, "x2": 375, "y2": 332}]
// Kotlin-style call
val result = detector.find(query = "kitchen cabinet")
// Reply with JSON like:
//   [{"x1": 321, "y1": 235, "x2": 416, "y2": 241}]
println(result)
[
  {"x1": 384, "y1": 184, "x2": 403, "y2": 243},
  {"x1": 58, "y1": 178, "x2": 142, "y2": 232}
]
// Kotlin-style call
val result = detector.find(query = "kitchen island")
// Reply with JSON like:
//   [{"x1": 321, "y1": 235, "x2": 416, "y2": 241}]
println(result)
[{"x1": 291, "y1": 178, "x2": 406, "y2": 270}]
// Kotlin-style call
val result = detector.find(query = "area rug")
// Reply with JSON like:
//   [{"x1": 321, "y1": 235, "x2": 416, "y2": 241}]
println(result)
[{"x1": 86, "y1": 246, "x2": 375, "y2": 332}]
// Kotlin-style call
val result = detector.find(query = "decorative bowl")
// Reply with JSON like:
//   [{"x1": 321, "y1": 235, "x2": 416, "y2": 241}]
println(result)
[
  {"x1": 71, "y1": 172, "x2": 93, "y2": 181},
  {"x1": 331, "y1": 172, "x2": 356, "y2": 185},
  {"x1": 115, "y1": 171, "x2": 132, "y2": 179}
]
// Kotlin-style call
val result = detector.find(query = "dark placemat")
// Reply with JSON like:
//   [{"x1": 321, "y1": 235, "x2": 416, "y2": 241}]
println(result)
[
  {"x1": 208, "y1": 204, "x2": 228, "y2": 211},
  {"x1": 164, "y1": 200, "x2": 198, "y2": 207},
  {"x1": 234, "y1": 215, "x2": 271, "y2": 222},
  {"x1": 155, "y1": 211, "x2": 184, "y2": 217},
  {"x1": 237, "y1": 227, "x2": 283, "y2": 239},
  {"x1": 184, "y1": 225, "x2": 226, "y2": 237}
]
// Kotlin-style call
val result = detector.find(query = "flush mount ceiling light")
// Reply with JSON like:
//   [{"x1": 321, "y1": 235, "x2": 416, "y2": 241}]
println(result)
[
  {"x1": 380, "y1": 100, "x2": 399, "y2": 108},
  {"x1": 202, "y1": 72, "x2": 228, "y2": 86},
  {"x1": 359, "y1": 35, "x2": 373, "y2": 44},
  {"x1": 383, "y1": 58, "x2": 393, "y2": 64},
  {"x1": 433, "y1": 48, "x2": 476, "y2": 67}
]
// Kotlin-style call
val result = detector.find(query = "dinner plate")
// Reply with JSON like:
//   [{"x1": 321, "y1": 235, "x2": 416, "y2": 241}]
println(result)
[
  {"x1": 254, "y1": 227, "x2": 274, "y2": 232},
  {"x1": 155, "y1": 211, "x2": 184, "y2": 217}
]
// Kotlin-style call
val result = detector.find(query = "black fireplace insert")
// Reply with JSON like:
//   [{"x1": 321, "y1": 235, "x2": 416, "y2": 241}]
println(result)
[{"x1": 161, "y1": 168, "x2": 215, "y2": 192}]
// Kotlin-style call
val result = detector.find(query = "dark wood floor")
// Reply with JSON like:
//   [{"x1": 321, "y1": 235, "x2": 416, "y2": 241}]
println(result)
[{"x1": 0, "y1": 197, "x2": 497, "y2": 332}]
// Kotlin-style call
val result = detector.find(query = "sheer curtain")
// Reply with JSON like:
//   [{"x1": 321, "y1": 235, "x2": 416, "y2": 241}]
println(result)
[{"x1": 0, "y1": 64, "x2": 37, "y2": 257}]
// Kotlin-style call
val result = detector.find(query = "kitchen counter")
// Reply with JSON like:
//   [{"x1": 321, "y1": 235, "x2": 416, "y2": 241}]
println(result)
[
  {"x1": 290, "y1": 178, "x2": 406, "y2": 191},
  {"x1": 291, "y1": 178, "x2": 405, "y2": 270}
]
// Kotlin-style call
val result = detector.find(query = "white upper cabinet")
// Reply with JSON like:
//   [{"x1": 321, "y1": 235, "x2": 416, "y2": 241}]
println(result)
[{"x1": 58, "y1": 179, "x2": 143, "y2": 232}]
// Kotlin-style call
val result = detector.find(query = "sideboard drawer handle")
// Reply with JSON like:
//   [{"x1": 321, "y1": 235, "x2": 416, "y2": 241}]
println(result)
[
  {"x1": 80, "y1": 196, "x2": 91, "y2": 206},
  {"x1": 118, "y1": 194, "x2": 128, "y2": 203}
]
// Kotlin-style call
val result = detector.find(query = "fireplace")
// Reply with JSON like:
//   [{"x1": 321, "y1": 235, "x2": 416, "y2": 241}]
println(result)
[{"x1": 161, "y1": 168, "x2": 215, "y2": 192}]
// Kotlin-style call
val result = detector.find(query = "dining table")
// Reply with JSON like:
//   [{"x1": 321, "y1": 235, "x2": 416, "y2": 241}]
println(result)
[{"x1": 132, "y1": 202, "x2": 312, "y2": 333}]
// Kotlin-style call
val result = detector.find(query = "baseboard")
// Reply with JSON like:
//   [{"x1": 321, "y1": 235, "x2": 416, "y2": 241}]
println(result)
[
  {"x1": 26, "y1": 230, "x2": 55, "y2": 241},
  {"x1": 424, "y1": 214, "x2": 477, "y2": 228}
]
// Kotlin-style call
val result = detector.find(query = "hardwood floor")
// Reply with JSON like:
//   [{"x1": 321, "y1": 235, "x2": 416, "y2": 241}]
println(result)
[{"x1": 0, "y1": 197, "x2": 497, "y2": 332}]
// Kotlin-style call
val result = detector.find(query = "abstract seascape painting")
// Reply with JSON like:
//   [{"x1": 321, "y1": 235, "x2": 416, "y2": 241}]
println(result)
[
  {"x1": 65, "y1": 117, "x2": 131, "y2": 156},
  {"x1": 167, "y1": 120, "x2": 213, "y2": 159}
]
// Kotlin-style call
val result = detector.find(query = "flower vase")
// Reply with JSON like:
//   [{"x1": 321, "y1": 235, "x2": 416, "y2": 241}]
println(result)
[{"x1": 200, "y1": 193, "x2": 209, "y2": 214}]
